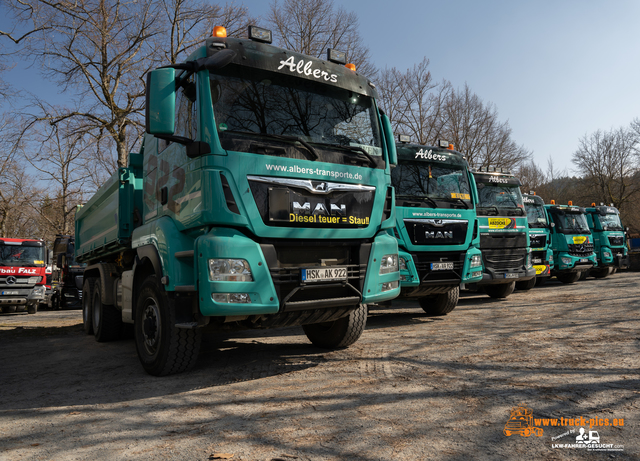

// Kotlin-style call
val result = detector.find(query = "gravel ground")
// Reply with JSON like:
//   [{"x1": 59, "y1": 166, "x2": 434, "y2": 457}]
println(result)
[{"x1": 0, "y1": 271, "x2": 638, "y2": 460}]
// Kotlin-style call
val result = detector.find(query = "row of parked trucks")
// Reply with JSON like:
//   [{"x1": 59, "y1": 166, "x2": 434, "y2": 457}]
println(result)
[{"x1": 4, "y1": 25, "x2": 629, "y2": 375}]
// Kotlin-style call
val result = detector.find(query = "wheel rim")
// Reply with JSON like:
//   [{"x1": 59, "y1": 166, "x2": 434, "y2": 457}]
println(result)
[{"x1": 141, "y1": 297, "x2": 162, "y2": 356}]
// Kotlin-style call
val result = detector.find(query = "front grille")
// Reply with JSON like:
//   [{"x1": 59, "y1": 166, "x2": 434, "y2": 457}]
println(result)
[
  {"x1": 404, "y1": 219, "x2": 468, "y2": 246},
  {"x1": 483, "y1": 248, "x2": 526, "y2": 270},
  {"x1": 608, "y1": 236, "x2": 624, "y2": 246},
  {"x1": 411, "y1": 251, "x2": 465, "y2": 283},
  {"x1": 260, "y1": 241, "x2": 370, "y2": 311},
  {"x1": 531, "y1": 250, "x2": 546, "y2": 264},
  {"x1": 567, "y1": 243, "x2": 594, "y2": 257},
  {"x1": 480, "y1": 232, "x2": 527, "y2": 249},
  {"x1": 0, "y1": 276, "x2": 39, "y2": 288}
]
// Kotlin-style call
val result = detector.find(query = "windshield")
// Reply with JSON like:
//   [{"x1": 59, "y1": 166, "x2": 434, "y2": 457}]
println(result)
[
  {"x1": 597, "y1": 213, "x2": 623, "y2": 231},
  {"x1": 553, "y1": 212, "x2": 590, "y2": 234},
  {"x1": 526, "y1": 203, "x2": 548, "y2": 228},
  {"x1": 391, "y1": 161, "x2": 472, "y2": 209},
  {"x1": 476, "y1": 183, "x2": 524, "y2": 215},
  {"x1": 210, "y1": 69, "x2": 383, "y2": 166},
  {"x1": 0, "y1": 243, "x2": 45, "y2": 266}
]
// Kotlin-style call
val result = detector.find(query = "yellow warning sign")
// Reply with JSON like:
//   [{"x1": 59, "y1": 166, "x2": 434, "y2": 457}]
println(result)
[
  {"x1": 573, "y1": 236, "x2": 588, "y2": 244},
  {"x1": 488, "y1": 218, "x2": 515, "y2": 229},
  {"x1": 451, "y1": 193, "x2": 470, "y2": 200}
]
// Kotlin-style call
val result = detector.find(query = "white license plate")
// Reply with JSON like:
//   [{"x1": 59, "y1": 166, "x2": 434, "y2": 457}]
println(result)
[
  {"x1": 2, "y1": 291, "x2": 19, "y2": 295},
  {"x1": 532, "y1": 258, "x2": 542, "y2": 264},
  {"x1": 579, "y1": 258, "x2": 588, "y2": 263},
  {"x1": 431, "y1": 262, "x2": 454, "y2": 271},
  {"x1": 504, "y1": 273, "x2": 519, "y2": 279},
  {"x1": 301, "y1": 267, "x2": 347, "y2": 282}
]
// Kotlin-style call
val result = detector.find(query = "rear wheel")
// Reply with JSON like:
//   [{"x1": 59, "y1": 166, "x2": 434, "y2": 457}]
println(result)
[
  {"x1": 303, "y1": 303, "x2": 367, "y2": 348},
  {"x1": 418, "y1": 287, "x2": 459, "y2": 316},
  {"x1": 557, "y1": 272, "x2": 581, "y2": 284},
  {"x1": 134, "y1": 276, "x2": 202, "y2": 376},
  {"x1": 515, "y1": 277, "x2": 536, "y2": 291},
  {"x1": 92, "y1": 279, "x2": 122, "y2": 342},
  {"x1": 484, "y1": 282, "x2": 515, "y2": 299},
  {"x1": 2, "y1": 306, "x2": 17, "y2": 313},
  {"x1": 82, "y1": 278, "x2": 96, "y2": 335}
]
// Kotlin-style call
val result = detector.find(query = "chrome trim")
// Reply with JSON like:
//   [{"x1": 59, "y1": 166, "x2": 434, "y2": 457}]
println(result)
[{"x1": 247, "y1": 175, "x2": 375, "y2": 195}]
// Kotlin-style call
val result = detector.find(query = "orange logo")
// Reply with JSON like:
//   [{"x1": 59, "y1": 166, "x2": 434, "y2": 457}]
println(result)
[{"x1": 503, "y1": 407, "x2": 544, "y2": 437}]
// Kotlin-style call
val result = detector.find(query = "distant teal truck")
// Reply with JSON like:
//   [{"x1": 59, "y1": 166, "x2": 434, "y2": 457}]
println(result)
[
  {"x1": 75, "y1": 26, "x2": 400, "y2": 376},
  {"x1": 390, "y1": 140, "x2": 482, "y2": 315},
  {"x1": 520, "y1": 194, "x2": 553, "y2": 288},
  {"x1": 470, "y1": 168, "x2": 535, "y2": 298},
  {"x1": 545, "y1": 202, "x2": 597, "y2": 283},
  {"x1": 584, "y1": 204, "x2": 629, "y2": 277}
]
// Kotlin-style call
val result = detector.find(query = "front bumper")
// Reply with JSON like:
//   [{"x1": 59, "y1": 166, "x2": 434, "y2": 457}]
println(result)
[
  {"x1": 478, "y1": 266, "x2": 537, "y2": 285},
  {"x1": 398, "y1": 247, "x2": 483, "y2": 288},
  {"x1": 552, "y1": 252, "x2": 596, "y2": 274}
]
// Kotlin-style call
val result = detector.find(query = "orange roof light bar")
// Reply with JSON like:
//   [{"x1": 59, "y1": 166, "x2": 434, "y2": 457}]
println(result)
[
  {"x1": 448, "y1": 143, "x2": 454, "y2": 150},
  {"x1": 550, "y1": 200, "x2": 556, "y2": 204},
  {"x1": 345, "y1": 63, "x2": 356, "y2": 71},
  {"x1": 568, "y1": 200, "x2": 573, "y2": 206},
  {"x1": 591, "y1": 202, "x2": 596, "y2": 206},
  {"x1": 213, "y1": 26, "x2": 227, "y2": 38}
]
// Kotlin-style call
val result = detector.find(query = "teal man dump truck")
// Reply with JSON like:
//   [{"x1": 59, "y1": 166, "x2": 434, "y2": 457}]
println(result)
[
  {"x1": 584, "y1": 204, "x2": 629, "y2": 278},
  {"x1": 545, "y1": 201, "x2": 597, "y2": 283},
  {"x1": 390, "y1": 139, "x2": 482, "y2": 315},
  {"x1": 75, "y1": 25, "x2": 400, "y2": 376},
  {"x1": 469, "y1": 168, "x2": 535, "y2": 298},
  {"x1": 520, "y1": 193, "x2": 553, "y2": 288}
]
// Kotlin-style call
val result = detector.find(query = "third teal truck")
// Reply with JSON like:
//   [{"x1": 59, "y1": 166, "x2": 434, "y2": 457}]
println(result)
[
  {"x1": 470, "y1": 168, "x2": 535, "y2": 298},
  {"x1": 545, "y1": 201, "x2": 597, "y2": 283},
  {"x1": 74, "y1": 25, "x2": 400, "y2": 375},
  {"x1": 520, "y1": 193, "x2": 553, "y2": 288},
  {"x1": 390, "y1": 139, "x2": 482, "y2": 315},
  {"x1": 584, "y1": 204, "x2": 629, "y2": 278}
]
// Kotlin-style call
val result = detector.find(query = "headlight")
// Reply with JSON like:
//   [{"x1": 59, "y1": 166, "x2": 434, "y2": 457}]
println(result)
[
  {"x1": 603, "y1": 251, "x2": 611, "y2": 259},
  {"x1": 561, "y1": 257, "x2": 572, "y2": 265},
  {"x1": 549, "y1": 254, "x2": 554, "y2": 263},
  {"x1": 212, "y1": 293, "x2": 252, "y2": 303},
  {"x1": 381, "y1": 281, "x2": 399, "y2": 292},
  {"x1": 470, "y1": 254, "x2": 482, "y2": 268},
  {"x1": 399, "y1": 257, "x2": 408, "y2": 271},
  {"x1": 208, "y1": 259, "x2": 253, "y2": 281},
  {"x1": 526, "y1": 252, "x2": 533, "y2": 269},
  {"x1": 379, "y1": 254, "x2": 398, "y2": 274}
]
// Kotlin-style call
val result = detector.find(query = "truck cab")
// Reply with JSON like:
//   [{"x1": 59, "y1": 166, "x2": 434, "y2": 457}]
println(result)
[
  {"x1": 584, "y1": 204, "x2": 629, "y2": 277},
  {"x1": 469, "y1": 168, "x2": 535, "y2": 298},
  {"x1": 545, "y1": 202, "x2": 597, "y2": 283},
  {"x1": 520, "y1": 193, "x2": 553, "y2": 288},
  {"x1": 49, "y1": 235, "x2": 85, "y2": 310},
  {"x1": 390, "y1": 139, "x2": 482, "y2": 315},
  {"x1": 75, "y1": 26, "x2": 400, "y2": 376},
  {"x1": 0, "y1": 238, "x2": 47, "y2": 314}
]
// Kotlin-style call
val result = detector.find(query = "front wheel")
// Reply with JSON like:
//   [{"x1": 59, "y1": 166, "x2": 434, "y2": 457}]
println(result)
[
  {"x1": 418, "y1": 286, "x2": 459, "y2": 316},
  {"x1": 484, "y1": 282, "x2": 515, "y2": 299},
  {"x1": 134, "y1": 276, "x2": 202, "y2": 376},
  {"x1": 515, "y1": 277, "x2": 536, "y2": 291},
  {"x1": 592, "y1": 267, "x2": 613, "y2": 279},
  {"x1": 2, "y1": 305, "x2": 17, "y2": 313},
  {"x1": 535, "y1": 277, "x2": 546, "y2": 287},
  {"x1": 82, "y1": 278, "x2": 96, "y2": 335},
  {"x1": 27, "y1": 303, "x2": 38, "y2": 314},
  {"x1": 557, "y1": 272, "x2": 581, "y2": 284},
  {"x1": 302, "y1": 303, "x2": 367, "y2": 349}
]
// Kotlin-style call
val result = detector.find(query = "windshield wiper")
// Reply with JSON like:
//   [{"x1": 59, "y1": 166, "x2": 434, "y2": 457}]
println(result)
[
  {"x1": 397, "y1": 194, "x2": 439, "y2": 208},
  {"x1": 224, "y1": 130, "x2": 319, "y2": 161},
  {"x1": 443, "y1": 197, "x2": 469, "y2": 209},
  {"x1": 478, "y1": 205, "x2": 499, "y2": 215},
  {"x1": 325, "y1": 143, "x2": 376, "y2": 166}
]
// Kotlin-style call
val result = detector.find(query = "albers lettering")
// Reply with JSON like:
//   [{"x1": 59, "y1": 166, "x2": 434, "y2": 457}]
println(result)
[
  {"x1": 278, "y1": 56, "x2": 338, "y2": 83},
  {"x1": 488, "y1": 176, "x2": 508, "y2": 183},
  {"x1": 414, "y1": 149, "x2": 447, "y2": 161}
]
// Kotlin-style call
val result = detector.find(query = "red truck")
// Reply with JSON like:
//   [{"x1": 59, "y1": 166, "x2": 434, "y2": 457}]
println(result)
[{"x1": 0, "y1": 238, "x2": 47, "y2": 314}]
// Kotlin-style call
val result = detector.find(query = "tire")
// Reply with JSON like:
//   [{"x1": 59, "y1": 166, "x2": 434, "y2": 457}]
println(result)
[
  {"x1": 82, "y1": 278, "x2": 96, "y2": 335},
  {"x1": 27, "y1": 303, "x2": 38, "y2": 314},
  {"x1": 302, "y1": 303, "x2": 367, "y2": 349},
  {"x1": 418, "y1": 286, "x2": 459, "y2": 316},
  {"x1": 535, "y1": 277, "x2": 546, "y2": 287},
  {"x1": 515, "y1": 277, "x2": 536, "y2": 291},
  {"x1": 484, "y1": 281, "x2": 515, "y2": 299},
  {"x1": 557, "y1": 272, "x2": 581, "y2": 284},
  {"x1": 134, "y1": 276, "x2": 202, "y2": 376},
  {"x1": 2, "y1": 305, "x2": 17, "y2": 313},
  {"x1": 592, "y1": 268, "x2": 610, "y2": 279},
  {"x1": 92, "y1": 279, "x2": 122, "y2": 342},
  {"x1": 612, "y1": 267, "x2": 618, "y2": 274},
  {"x1": 51, "y1": 294, "x2": 60, "y2": 311}
]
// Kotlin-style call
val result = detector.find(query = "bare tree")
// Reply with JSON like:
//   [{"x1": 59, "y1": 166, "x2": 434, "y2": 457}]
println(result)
[
  {"x1": 441, "y1": 84, "x2": 531, "y2": 170},
  {"x1": 572, "y1": 125, "x2": 640, "y2": 210},
  {"x1": 267, "y1": 0, "x2": 376, "y2": 77},
  {"x1": 516, "y1": 159, "x2": 547, "y2": 195},
  {"x1": 377, "y1": 58, "x2": 451, "y2": 145}
]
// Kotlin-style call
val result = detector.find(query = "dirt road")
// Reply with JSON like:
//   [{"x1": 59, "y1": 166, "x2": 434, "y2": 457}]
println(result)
[{"x1": 1, "y1": 272, "x2": 638, "y2": 460}]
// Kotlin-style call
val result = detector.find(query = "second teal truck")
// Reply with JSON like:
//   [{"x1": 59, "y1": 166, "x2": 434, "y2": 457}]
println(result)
[
  {"x1": 390, "y1": 139, "x2": 482, "y2": 315},
  {"x1": 75, "y1": 26, "x2": 400, "y2": 375},
  {"x1": 584, "y1": 204, "x2": 629, "y2": 277}
]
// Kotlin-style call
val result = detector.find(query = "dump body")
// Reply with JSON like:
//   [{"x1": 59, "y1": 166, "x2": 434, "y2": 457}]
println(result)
[
  {"x1": 545, "y1": 204, "x2": 597, "y2": 281},
  {"x1": 390, "y1": 142, "x2": 482, "y2": 313},
  {"x1": 522, "y1": 194, "x2": 553, "y2": 281},
  {"x1": 470, "y1": 170, "x2": 535, "y2": 297},
  {"x1": 585, "y1": 205, "x2": 629, "y2": 273},
  {"x1": 76, "y1": 29, "x2": 399, "y2": 375},
  {"x1": 0, "y1": 238, "x2": 47, "y2": 314}
]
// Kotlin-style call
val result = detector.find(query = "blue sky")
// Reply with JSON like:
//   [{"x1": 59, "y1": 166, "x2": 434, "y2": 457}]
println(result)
[{"x1": 3, "y1": 0, "x2": 638, "y2": 175}]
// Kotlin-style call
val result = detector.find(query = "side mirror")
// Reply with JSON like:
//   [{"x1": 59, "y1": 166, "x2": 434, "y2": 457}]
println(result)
[
  {"x1": 146, "y1": 68, "x2": 176, "y2": 135},
  {"x1": 198, "y1": 49, "x2": 237, "y2": 71},
  {"x1": 381, "y1": 114, "x2": 397, "y2": 166}
]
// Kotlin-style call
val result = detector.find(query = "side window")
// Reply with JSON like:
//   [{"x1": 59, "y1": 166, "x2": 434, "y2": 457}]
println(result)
[{"x1": 159, "y1": 74, "x2": 197, "y2": 153}]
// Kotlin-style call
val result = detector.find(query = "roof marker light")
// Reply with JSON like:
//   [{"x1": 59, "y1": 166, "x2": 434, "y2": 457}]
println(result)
[{"x1": 213, "y1": 26, "x2": 227, "y2": 38}]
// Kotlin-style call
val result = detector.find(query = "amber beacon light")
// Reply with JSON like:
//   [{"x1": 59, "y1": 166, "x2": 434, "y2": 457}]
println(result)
[{"x1": 213, "y1": 26, "x2": 227, "y2": 38}]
